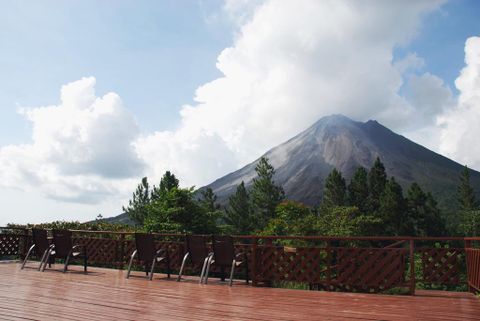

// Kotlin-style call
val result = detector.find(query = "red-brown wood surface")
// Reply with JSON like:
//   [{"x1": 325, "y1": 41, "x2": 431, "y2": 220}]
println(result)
[{"x1": 2, "y1": 263, "x2": 480, "y2": 321}]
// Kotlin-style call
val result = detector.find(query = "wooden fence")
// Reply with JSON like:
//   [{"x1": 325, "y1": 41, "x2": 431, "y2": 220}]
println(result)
[
  {"x1": 465, "y1": 237, "x2": 480, "y2": 293},
  {"x1": 1, "y1": 227, "x2": 478, "y2": 295}
]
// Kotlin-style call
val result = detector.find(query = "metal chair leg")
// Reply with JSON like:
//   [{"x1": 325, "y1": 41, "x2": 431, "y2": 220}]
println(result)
[
  {"x1": 177, "y1": 252, "x2": 189, "y2": 282},
  {"x1": 21, "y1": 244, "x2": 35, "y2": 270},
  {"x1": 203, "y1": 254, "x2": 214, "y2": 284},
  {"x1": 41, "y1": 247, "x2": 54, "y2": 272},
  {"x1": 83, "y1": 248, "x2": 87, "y2": 273},
  {"x1": 229, "y1": 259, "x2": 236, "y2": 286},
  {"x1": 38, "y1": 248, "x2": 50, "y2": 271},
  {"x1": 199, "y1": 255, "x2": 210, "y2": 284},
  {"x1": 126, "y1": 250, "x2": 137, "y2": 279},
  {"x1": 63, "y1": 251, "x2": 72, "y2": 273},
  {"x1": 149, "y1": 258, "x2": 157, "y2": 281}
]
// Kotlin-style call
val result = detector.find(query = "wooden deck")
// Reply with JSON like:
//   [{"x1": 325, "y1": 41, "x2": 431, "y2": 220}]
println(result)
[{"x1": 1, "y1": 262, "x2": 479, "y2": 321}]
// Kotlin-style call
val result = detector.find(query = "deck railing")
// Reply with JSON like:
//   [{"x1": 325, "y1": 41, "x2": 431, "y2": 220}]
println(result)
[
  {"x1": 1, "y1": 227, "x2": 478, "y2": 295},
  {"x1": 465, "y1": 237, "x2": 480, "y2": 293}
]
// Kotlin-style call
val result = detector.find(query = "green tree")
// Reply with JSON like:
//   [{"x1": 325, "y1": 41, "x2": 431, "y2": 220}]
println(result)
[
  {"x1": 406, "y1": 182, "x2": 426, "y2": 236},
  {"x1": 406, "y1": 183, "x2": 445, "y2": 236},
  {"x1": 459, "y1": 209, "x2": 480, "y2": 236},
  {"x1": 379, "y1": 177, "x2": 408, "y2": 235},
  {"x1": 316, "y1": 206, "x2": 381, "y2": 237},
  {"x1": 198, "y1": 187, "x2": 223, "y2": 232},
  {"x1": 199, "y1": 187, "x2": 219, "y2": 212},
  {"x1": 424, "y1": 193, "x2": 445, "y2": 236},
  {"x1": 122, "y1": 177, "x2": 150, "y2": 225},
  {"x1": 144, "y1": 186, "x2": 218, "y2": 234},
  {"x1": 262, "y1": 201, "x2": 316, "y2": 236},
  {"x1": 323, "y1": 168, "x2": 347, "y2": 207},
  {"x1": 368, "y1": 157, "x2": 387, "y2": 212},
  {"x1": 347, "y1": 167, "x2": 369, "y2": 212},
  {"x1": 151, "y1": 171, "x2": 179, "y2": 201},
  {"x1": 224, "y1": 182, "x2": 255, "y2": 234},
  {"x1": 251, "y1": 157, "x2": 285, "y2": 229},
  {"x1": 458, "y1": 165, "x2": 477, "y2": 211}
]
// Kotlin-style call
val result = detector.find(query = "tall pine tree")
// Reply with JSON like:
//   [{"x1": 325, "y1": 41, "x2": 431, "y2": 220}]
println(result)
[
  {"x1": 457, "y1": 166, "x2": 479, "y2": 236},
  {"x1": 379, "y1": 177, "x2": 407, "y2": 235},
  {"x1": 199, "y1": 187, "x2": 219, "y2": 212},
  {"x1": 323, "y1": 168, "x2": 347, "y2": 207},
  {"x1": 251, "y1": 157, "x2": 285, "y2": 229},
  {"x1": 406, "y1": 183, "x2": 444, "y2": 236},
  {"x1": 368, "y1": 157, "x2": 387, "y2": 213},
  {"x1": 424, "y1": 192, "x2": 445, "y2": 236},
  {"x1": 122, "y1": 177, "x2": 150, "y2": 225},
  {"x1": 458, "y1": 165, "x2": 477, "y2": 210},
  {"x1": 347, "y1": 167, "x2": 369, "y2": 212},
  {"x1": 151, "y1": 171, "x2": 179, "y2": 200},
  {"x1": 224, "y1": 181, "x2": 255, "y2": 234}
]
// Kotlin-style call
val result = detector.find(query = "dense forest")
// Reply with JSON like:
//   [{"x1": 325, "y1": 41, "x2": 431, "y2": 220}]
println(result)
[
  {"x1": 11, "y1": 157, "x2": 478, "y2": 237},
  {"x1": 118, "y1": 157, "x2": 479, "y2": 237}
]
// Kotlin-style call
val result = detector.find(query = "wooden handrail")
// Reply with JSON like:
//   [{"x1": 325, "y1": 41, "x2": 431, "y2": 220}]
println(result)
[{"x1": 0, "y1": 227, "x2": 472, "y2": 242}]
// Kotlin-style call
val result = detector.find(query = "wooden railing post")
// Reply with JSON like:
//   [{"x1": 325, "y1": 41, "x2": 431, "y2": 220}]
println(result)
[
  {"x1": 409, "y1": 238, "x2": 415, "y2": 295},
  {"x1": 465, "y1": 239, "x2": 472, "y2": 249},
  {"x1": 252, "y1": 237, "x2": 258, "y2": 287},
  {"x1": 465, "y1": 239, "x2": 472, "y2": 293},
  {"x1": 19, "y1": 228, "x2": 29, "y2": 260},
  {"x1": 119, "y1": 233, "x2": 125, "y2": 269},
  {"x1": 326, "y1": 240, "x2": 332, "y2": 290}
]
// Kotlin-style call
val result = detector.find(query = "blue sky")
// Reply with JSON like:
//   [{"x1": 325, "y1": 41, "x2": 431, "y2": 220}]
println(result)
[
  {"x1": 0, "y1": 0, "x2": 231, "y2": 145},
  {"x1": 0, "y1": 0, "x2": 479, "y2": 225},
  {"x1": 2, "y1": 0, "x2": 477, "y2": 146},
  {"x1": 394, "y1": 0, "x2": 480, "y2": 92}
]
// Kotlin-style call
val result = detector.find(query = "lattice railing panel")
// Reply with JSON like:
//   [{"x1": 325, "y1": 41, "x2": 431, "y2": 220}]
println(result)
[
  {"x1": 73, "y1": 237, "x2": 120, "y2": 267},
  {"x1": 419, "y1": 248, "x2": 464, "y2": 285},
  {"x1": 123, "y1": 240, "x2": 185, "y2": 270},
  {"x1": 3, "y1": 230, "x2": 470, "y2": 294},
  {"x1": 329, "y1": 247, "x2": 407, "y2": 292},
  {"x1": 257, "y1": 246, "x2": 327, "y2": 283},
  {"x1": 0, "y1": 234, "x2": 20, "y2": 256}
]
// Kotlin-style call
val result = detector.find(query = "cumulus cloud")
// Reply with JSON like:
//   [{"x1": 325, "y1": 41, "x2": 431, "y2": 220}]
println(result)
[
  {"x1": 437, "y1": 36, "x2": 480, "y2": 169},
  {"x1": 0, "y1": 77, "x2": 144, "y2": 203},
  {"x1": 4, "y1": 0, "x2": 473, "y2": 212},
  {"x1": 404, "y1": 72, "x2": 454, "y2": 130},
  {"x1": 149, "y1": 0, "x2": 446, "y2": 170},
  {"x1": 134, "y1": 129, "x2": 238, "y2": 188}
]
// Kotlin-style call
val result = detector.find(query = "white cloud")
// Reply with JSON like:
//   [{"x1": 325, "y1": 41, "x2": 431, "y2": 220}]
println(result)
[
  {"x1": 437, "y1": 36, "x2": 480, "y2": 170},
  {"x1": 134, "y1": 129, "x2": 237, "y2": 188},
  {"x1": 147, "y1": 0, "x2": 446, "y2": 170},
  {"x1": 0, "y1": 77, "x2": 144, "y2": 204},
  {"x1": 7, "y1": 0, "x2": 478, "y2": 224},
  {"x1": 404, "y1": 72, "x2": 454, "y2": 130}
]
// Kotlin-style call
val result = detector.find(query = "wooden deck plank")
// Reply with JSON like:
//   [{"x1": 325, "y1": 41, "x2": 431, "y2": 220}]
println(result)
[{"x1": 1, "y1": 263, "x2": 479, "y2": 321}]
